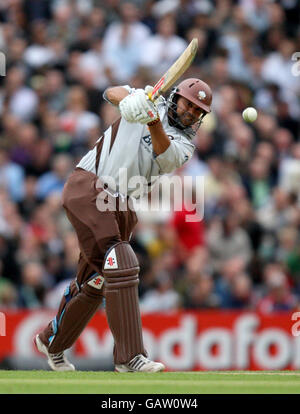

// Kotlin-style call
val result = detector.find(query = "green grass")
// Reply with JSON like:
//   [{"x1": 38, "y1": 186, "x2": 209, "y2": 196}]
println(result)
[{"x1": 0, "y1": 370, "x2": 300, "y2": 394}]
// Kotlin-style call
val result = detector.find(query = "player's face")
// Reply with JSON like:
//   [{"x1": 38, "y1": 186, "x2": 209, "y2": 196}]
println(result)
[{"x1": 176, "y1": 96, "x2": 205, "y2": 126}]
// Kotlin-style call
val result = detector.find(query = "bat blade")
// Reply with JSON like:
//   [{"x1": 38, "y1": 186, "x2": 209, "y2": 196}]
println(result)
[{"x1": 149, "y1": 38, "x2": 198, "y2": 101}]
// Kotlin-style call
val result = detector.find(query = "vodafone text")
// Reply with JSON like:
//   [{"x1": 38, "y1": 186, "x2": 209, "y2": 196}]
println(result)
[{"x1": 291, "y1": 312, "x2": 300, "y2": 337}]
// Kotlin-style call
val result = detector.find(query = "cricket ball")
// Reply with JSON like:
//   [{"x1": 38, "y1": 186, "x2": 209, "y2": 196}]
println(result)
[{"x1": 242, "y1": 107, "x2": 257, "y2": 123}]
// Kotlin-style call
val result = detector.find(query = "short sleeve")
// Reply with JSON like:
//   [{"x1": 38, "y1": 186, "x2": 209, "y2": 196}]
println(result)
[{"x1": 154, "y1": 139, "x2": 195, "y2": 174}]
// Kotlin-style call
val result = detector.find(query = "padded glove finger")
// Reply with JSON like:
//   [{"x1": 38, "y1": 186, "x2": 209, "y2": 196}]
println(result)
[
  {"x1": 119, "y1": 96, "x2": 136, "y2": 122},
  {"x1": 136, "y1": 98, "x2": 159, "y2": 124},
  {"x1": 129, "y1": 90, "x2": 148, "y2": 118}
]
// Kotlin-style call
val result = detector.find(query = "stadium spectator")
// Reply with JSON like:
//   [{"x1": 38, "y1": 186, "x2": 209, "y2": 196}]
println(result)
[
  {"x1": 0, "y1": 257, "x2": 18, "y2": 308},
  {"x1": 4, "y1": 66, "x2": 39, "y2": 122},
  {"x1": 23, "y1": 20, "x2": 56, "y2": 69},
  {"x1": 207, "y1": 212, "x2": 253, "y2": 272},
  {"x1": 140, "y1": 270, "x2": 180, "y2": 313},
  {"x1": 18, "y1": 261, "x2": 50, "y2": 308},
  {"x1": 58, "y1": 86, "x2": 101, "y2": 150},
  {"x1": 139, "y1": 14, "x2": 188, "y2": 78},
  {"x1": 102, "y1": 1, "x2": 151, "y2": 83},
  {"x1": 257, "y1": 264, "x2": 299, "y2": 313},
  {"x1": 183, "y1": 273, "x2": 220, "y2": 310},
  {"x1": 222, "y1": 272, "x2": 255, "y2": 310},
  {"x1": 10, "y1": 123, "x2": 39, "y2": 170},
  {"x1": 77, "y1": 38, "x2": 111, "y2": 91},
  {"x1": 243, "y1": 156, "x2": 273, "y2": 210},
  {"x1": 42, "y1": 69, "x2": 68, "y2": 113},
  {"x1": 35, "y1": 154, "x2": 73, "y2": 201},
  {"x1": 0, "y1": 145, "x2": 25, "y2": 203}
]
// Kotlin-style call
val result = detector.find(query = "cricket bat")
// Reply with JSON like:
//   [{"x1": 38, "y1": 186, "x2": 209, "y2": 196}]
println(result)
[{"x1": 149, "y1": 38, "x2": 198, "y2": 102}]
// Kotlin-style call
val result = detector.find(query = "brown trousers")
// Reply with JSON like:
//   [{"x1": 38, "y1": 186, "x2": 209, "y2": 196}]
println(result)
[
  {"x1": 64, "y1": 168, "x2": 137, "y2": 274},
  {"x1": 39, "y1": 168, "x2": 144, "y2": 363}
]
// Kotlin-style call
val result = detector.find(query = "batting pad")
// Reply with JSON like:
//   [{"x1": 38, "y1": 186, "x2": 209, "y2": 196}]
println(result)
[{"x1": 103, "y1": 242, "x2": 146, "y2": 364}]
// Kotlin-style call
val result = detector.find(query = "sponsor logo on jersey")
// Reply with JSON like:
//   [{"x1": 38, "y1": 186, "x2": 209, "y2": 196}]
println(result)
[
  {"x1": 143, "y1": 134, "x2": 173, "y2": 146},
  {"x1": 142, "y1": 135, "x2": 152, "y2": 145}
]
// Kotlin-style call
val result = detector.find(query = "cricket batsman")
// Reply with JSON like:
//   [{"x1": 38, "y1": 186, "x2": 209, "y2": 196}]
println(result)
[{"x1": 34, "y1": 78, "x2": 212, "y2": 372}]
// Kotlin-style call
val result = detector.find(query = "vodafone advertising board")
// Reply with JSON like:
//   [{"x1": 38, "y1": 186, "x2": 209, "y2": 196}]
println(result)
[{"x1": 0, "y1": 310, "x2": 299, "y2": 371}]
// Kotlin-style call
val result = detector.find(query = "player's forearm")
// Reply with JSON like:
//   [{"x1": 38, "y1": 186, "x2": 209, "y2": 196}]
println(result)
[
  {"x1": 148, "y1": 120, "x2": 171, "y2": 156},
  {"x1": 105, "y1": 86, "x2": 129, "y2": 106}
]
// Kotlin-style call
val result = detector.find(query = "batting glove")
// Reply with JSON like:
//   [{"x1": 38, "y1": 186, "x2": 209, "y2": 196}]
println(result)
[
  {"x1": 133, "y1": 85, "x2": 159, "y2": 124},
  {"x1": 119, "y1": 88, "x2": 159, "y2": 125},
  {"x1": 119, "y1": 89, "x2": 145, "y2": 123}
]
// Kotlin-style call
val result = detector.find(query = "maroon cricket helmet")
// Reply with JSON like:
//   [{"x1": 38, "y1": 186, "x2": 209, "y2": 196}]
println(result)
[
  {"x1": 166, "y1": 78, "x2": 212, "y2": 132},
  {"x1": 175, "y1": 78, "x2": 212, "y2": 114}
]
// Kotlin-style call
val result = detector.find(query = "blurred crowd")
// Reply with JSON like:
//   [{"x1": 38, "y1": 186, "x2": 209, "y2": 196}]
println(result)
[{"x1": 0, "y1": 0, "x2": 299, "y2": 314}]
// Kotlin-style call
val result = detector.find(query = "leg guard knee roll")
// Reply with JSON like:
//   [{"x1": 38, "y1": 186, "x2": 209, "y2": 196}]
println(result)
[
  {"x1": 102, "y1": 242, "x2": 146, "y2": 365},
  {"x1": 103, "y1": 241, "x2": 140, "y2": 283}
]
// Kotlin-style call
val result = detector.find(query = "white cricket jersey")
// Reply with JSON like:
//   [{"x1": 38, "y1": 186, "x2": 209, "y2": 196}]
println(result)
[{"x1": 76, "y1": 87, "x2": 195, "y2": 199}]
